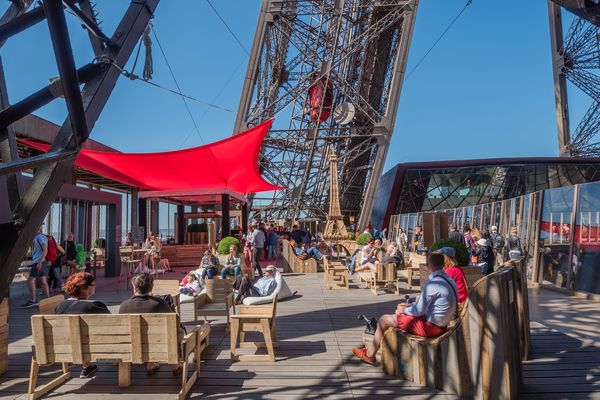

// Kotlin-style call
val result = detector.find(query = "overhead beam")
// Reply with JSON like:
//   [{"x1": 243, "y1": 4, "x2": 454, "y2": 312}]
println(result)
[
  {"x1": 63, "y1": 0, "x2": 111, "y2": 46},
  {"x1": 0, "y1": 0, "x2": 159, "y2": 299},
  {"x1": 0, "y1": 62, "x2": 103, "y2": 129},
  {"x1": 44, "y1": 0, "x2": 89, "y2": 145},
  {"x1": 550, "y1": 0, "x2": 600, "y2": 27},
  {"x1": 77, "y1": 0, "x2": 105, "y2": 55},
  {"x1": 0, "y1": 6, "x2": 45, "y2": 45}
]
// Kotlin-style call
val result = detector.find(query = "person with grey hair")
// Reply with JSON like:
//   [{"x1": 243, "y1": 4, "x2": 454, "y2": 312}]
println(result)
[
  {"x1": 490, "y1": 226, "x2": 505, "y2": 265},
  {"x1": 119, "y1": 273, "x2": 180, "y2": 375},
  {"x1": 233, "y1": 265, "x2": 278, "y2": 304}
]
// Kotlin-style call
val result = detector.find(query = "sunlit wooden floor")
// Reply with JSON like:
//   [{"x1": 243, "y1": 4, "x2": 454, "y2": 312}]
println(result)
[{"x1": 1, "y1": 269, "x2": 598, "y2": 399}]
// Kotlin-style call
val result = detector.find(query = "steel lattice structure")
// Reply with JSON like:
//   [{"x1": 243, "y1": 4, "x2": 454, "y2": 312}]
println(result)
[
  {"x1": 234, "y1": 0, "x2": 419, "y2": 227},
  {"x1": 549, "y1": 0, "x2": 600, "y2": 157},
  {"x1": 0, "y1": 0, "x2": 158, "y2": 298}
]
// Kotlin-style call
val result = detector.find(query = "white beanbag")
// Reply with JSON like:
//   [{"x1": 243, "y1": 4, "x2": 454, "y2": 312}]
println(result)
[{"x1": 242, "y1": 271, "x2": 294, "y2": 305}]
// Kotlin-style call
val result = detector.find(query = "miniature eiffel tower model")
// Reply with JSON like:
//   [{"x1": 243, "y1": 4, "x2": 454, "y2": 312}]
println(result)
[{"x1": 323, "y1": 154, "x2": 349, "y2": 240}]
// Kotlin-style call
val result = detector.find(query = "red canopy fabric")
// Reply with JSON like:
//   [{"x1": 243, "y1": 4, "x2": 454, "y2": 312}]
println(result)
[{"x1": 20, "y1": 120, "x2": 282, "y2": 196}]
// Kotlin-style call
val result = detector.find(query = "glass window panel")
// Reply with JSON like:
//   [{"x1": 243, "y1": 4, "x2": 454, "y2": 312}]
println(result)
[{"x1": 574, "y1": 182, "x2": 600, "y2": 294}]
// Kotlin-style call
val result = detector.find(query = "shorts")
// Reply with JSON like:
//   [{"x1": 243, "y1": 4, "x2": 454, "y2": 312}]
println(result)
[
  {"x1": 29, "y1": 261, "x2": 49, "y2": 278},
  {"x1": 396, "y1": 314, "x2": 447, "y2": 338}
]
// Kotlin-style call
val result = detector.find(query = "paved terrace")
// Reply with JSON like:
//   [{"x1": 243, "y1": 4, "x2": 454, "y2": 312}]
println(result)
[{"x1": 1, "y1": 270, "x2": 599, "y2": 399}]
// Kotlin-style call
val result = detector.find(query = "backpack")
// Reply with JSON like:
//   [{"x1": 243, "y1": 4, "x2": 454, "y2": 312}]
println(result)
[
  {"x1": 44, "y1": 235, "x2": 58, "y2": 264},
  {"x1": 492, "y1": 233, "x2": 505, "y2": 250}
]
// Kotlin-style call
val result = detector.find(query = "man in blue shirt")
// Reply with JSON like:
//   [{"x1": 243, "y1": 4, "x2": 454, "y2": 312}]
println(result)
[
  {"x1": 352, "y1": 252, "x2": 457, "y2": 365},
  {"x1": 292, "y1": 240, "x2": 323, "y2": 261},
  {"x1": 22, "y1": 226, "x2": 51, "y2": 308},
  {"x1": 233, "y1": 265, "x2": 277, "y2": 304}
]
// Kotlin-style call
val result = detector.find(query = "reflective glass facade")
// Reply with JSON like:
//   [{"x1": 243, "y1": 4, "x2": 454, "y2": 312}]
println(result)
[{"x1": 381, "y1": 159, "x2": 600, "y2": 296}]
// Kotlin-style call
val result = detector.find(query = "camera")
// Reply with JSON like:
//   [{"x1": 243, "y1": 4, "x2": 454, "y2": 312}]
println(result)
[{"x1": 357, "y1": 314, "x2": 378, "y2": 334}]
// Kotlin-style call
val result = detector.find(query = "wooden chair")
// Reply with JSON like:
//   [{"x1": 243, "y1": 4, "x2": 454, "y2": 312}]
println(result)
[
  {"x1": 280, "y1": 239, "x2": 319, "y2": 273},
  {"x1": 152, "y1": 279, "x2": 181, "y2": 314},
  {"x1": 38, "y1": 294, "x2": 64, "y2": 315},
  {"x1": 29, "y1": 313, "x2": 210, "y2": 400},
  {"x1": 368, "y1": 263, "x2": 399, "y2": 295},
  {"x1": 323, "y1": 258, "x2": 349, "y2": 290},
  {"x1": 230, "y1": 295, "x2": 278, "y2": 362},
  {"x1": 119, "y1": 246, "x2": 137, "y2": 287},
  {"x1": 194, "y1": 278, "x2": 234, "y2": 324},
  {"x1": 0, "y1": 299, "x2": 8, "y2": 375}
]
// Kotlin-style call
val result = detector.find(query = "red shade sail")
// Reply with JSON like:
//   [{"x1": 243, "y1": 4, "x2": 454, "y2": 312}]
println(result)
[{"x1": 20, "y1": 120, "x2": 282, "y2": 198}]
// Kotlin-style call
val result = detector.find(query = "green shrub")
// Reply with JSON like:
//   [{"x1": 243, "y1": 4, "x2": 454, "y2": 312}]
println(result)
[
  {"x1": 429, "y1": 238, "x2": 469, "y2": 266},
  {"x1": 217, "y1": 236, "x2": 242, "y2": 255},
  {"x1": 356, "y1": 232, "x2": 373, "y2": 246},
  {"x1": 348, "y1": 232, "x2": 356, "y2": 240},
  {"x1": 187, "y1": 223, "x2": 208, "y2": 233}
]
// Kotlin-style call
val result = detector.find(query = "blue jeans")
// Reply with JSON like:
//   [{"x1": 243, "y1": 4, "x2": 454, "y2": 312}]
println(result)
[
  {"x1": 201, "y1": 266, "x2": 217, "y2": 280},
  {"x1": 221, "y1": 266, "x2": 241, "y2": 279},
  {"x1": 306, "y1": 247, "x2": 322, "y2": 260},
  {"x1": 267, "y1": 244, "x2": 276, "y2": 260}
]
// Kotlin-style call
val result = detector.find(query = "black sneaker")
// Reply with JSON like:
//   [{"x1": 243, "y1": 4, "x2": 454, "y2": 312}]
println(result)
[
  {"x1": 80, "y1": 364, "x2": 98, "y2": 378},
  {"x1": 20, "y1": 300, "x2": 38, "y2": 309}
]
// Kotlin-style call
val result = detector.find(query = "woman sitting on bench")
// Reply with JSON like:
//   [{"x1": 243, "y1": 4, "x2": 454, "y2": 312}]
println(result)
[
  {"x1": 55, "y1": 272, "x2": 110, "y2": 378},
  {"x1": 352, "y1": 253, "x2": 458, "y2": 365}
]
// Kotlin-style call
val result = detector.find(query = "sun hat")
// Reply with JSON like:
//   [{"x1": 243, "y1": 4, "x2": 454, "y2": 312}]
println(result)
[
  {"x1": 434, "y1": 246, "x2": 455, "y2": 258},
  {"x1": 265, "y1": 265, "x2": 277, "y2": 273},
  {"x1": 476, "y1": 238, "x2": 488, "y2": 246}
]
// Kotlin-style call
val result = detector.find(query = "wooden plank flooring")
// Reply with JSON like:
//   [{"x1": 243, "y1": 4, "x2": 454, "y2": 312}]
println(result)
[{"x1": 1, "y1": 270, "x2": 598, "y2": 399}]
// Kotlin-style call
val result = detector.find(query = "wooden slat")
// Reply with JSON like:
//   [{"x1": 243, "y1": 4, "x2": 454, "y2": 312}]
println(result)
[
  {"x1": 129, "y1": 314, "x2": 142, "y2": 364},
  {"x1": 166, "y1": 314, "x2": 179, "y2": 365}
]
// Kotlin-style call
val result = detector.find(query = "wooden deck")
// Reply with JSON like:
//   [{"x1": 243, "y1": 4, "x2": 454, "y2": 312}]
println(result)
[{"x1": 1, "y1": 270, "x2": 598, "y2": 399}]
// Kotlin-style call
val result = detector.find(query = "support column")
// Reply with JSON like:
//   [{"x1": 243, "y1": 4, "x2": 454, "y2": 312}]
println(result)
[
  {"x1": 548, "y1": 1, "x2": 571, "y2": 156},
  {"x1": 105, "y1": 203, "x2": 118, "y2": 277},
  {"x1": 138, "y1": 197, "x2": 147, "y2": 239},
  {"x1": 177, "y1": 205, "x2": 185, "y2": 245},
  {"x1": 221, "y1": 194, "x2": 230, "y2": 237},
  {"x1": 241, "y1": 202, "x2": 248, "y2": 235},
  {"x1": 130, "y1": 187, "x2": 138, "y2": 232},
  {"x1": 149, "y1": 200, "x2": 159, "y2": 235}
]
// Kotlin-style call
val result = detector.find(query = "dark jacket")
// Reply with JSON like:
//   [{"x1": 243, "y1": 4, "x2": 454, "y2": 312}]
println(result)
[
  {"x1": 55, "y1": 299, "x2": 110, "y2": 314},
  {"x1": 118, "y1": 295, "x2": 174, "y2": 314},
  {"x1": 448, "y1": 230, "x2": 464, "y2": 244}
]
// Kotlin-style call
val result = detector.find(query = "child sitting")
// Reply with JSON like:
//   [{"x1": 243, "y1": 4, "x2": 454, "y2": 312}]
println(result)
[{"x1": 179, "y1": 272, "x2": 203, "y2": 296}]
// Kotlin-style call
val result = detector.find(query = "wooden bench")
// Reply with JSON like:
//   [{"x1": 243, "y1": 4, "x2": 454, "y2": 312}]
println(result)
[
  {"x1": 380, "y1": 262, "x2": 530, "y2": 399},
  {"x1": 281, "y1": 239, "x2": 318, "y2": 273},
  {"x1": 29, "y1": 313, "x2": 210, "y2": 400},
  {"x1": 367, "y1": 263, "x2": 399, "y2": 295},
  {"x1": 0, "y1": 299, "x2": 8, "y2": 375}
]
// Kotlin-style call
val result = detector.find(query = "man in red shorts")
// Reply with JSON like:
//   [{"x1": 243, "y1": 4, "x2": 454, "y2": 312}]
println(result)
[{"x1": 352, "y1": 252, "x2": 458, "y2": 364}]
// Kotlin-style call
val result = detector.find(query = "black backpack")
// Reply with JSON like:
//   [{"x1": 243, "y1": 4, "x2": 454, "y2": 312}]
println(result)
[{"x1": 492, "y1": 233, "x2": 505, "y2": 250}]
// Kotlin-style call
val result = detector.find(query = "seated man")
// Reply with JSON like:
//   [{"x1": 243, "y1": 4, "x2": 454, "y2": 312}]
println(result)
[
  {"x1": 291, "y1": 240, "x2": 323, "y2": 261},
  {"x1": 119, "y1": 273, "x2": 181, "y2": 376},
  {"x1": 352, "y1": 253, "x2": 458, "y2": 365},
  {"x1": 233, "y1": 265, "x2": 278, "y2": 304},
  {"x1": 199, "y1": 250, "x2": 220, "y2": 279}
]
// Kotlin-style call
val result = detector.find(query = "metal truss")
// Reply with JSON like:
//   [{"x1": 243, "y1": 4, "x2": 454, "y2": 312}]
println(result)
[
  {"x1": 234, "y1": 0, "x2": 419, "y2": 227},
  {"x1": 548, "y1": 0, "x2": 600, "y2": 157},
  {"x1": 0, "y1": 0, "x2": 158, "y2": 298}
]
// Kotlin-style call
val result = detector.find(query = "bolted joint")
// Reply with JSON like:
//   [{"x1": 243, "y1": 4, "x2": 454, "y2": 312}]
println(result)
[{"x1": 12, "y1": 214, "x2": 24, "y2": 230}]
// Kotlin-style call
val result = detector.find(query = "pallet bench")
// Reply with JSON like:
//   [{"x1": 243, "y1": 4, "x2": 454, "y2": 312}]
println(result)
[
  {"x1": 380, "y1": 261, "x2": 530, "y2": 399},
  {"x1": 323, "y1": 258, "x2": 349, "y2": 289},
  {"x1": 29, "y1": 313, "x2": 210, "y2": 400},
  {"x1": 281, "y1": 239, "x2": 318, "y2": 273}
]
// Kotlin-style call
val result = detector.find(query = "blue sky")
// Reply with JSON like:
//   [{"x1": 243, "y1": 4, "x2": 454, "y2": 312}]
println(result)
[{"x1": 1, "y1": 0, "x2": 585, "y2": 173}]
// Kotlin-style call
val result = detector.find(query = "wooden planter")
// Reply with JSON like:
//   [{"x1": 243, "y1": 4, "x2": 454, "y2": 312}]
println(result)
[{"x1": 0, "y1": 298, "x2": 8, "y2": 375}]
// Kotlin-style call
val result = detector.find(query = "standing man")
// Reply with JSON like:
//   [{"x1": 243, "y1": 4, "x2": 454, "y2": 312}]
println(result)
[
  {"x1": 22, "y1": 226, "x2": 50, "y2": 308},
  {"x1": 490, "y1": 226, "x2": 505, "y2": 266},
  {"x1": 250, "y1": 223, "x2": 266, "y2": 276},
  {"x1": 62, "y1": 232, "x2": 78, "y2": 274},
  {"x1": 448, "y1": 223, "x2": 463, "y2": 244}
]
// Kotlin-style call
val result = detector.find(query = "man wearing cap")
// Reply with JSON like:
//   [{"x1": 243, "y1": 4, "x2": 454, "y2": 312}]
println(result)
[
  {"x1": 233, "y1": 265, "x2": 277, "y2": 304},
  {"x1": 352, "y1": 253, "x2": 457, "y2": 365}
]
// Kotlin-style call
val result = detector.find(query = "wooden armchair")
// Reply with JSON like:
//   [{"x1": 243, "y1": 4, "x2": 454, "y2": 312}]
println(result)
[
  {"x1": 38, "y1": 294, "x2": 64, "y2": 315},
  {"x1": 151, "y1": 279, "x2": 181, "y2": 314},
  {"x1": 230, "y1": 295, "x2": 278, "y2": 362},
  {"x1": 194, "y1": 278, "x2": 234, "y2": 324}
]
